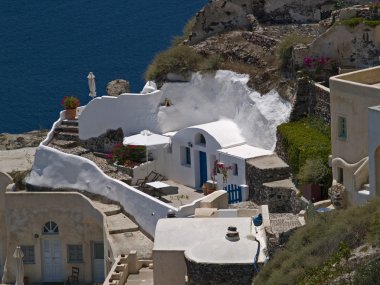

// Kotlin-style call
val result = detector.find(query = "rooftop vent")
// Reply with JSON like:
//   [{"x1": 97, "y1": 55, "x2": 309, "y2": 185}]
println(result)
[
  {"x1": 167, "y1": 209, "x2": 176, "y2": 218},
  {"x1": 225, "y1": 226, "x2": 240, "y2": 241}
]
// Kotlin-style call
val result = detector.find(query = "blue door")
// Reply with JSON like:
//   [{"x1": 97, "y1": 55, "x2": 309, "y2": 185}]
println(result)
[{"x1": 199, "y1": 151, "x2": 207, "y2": 187}]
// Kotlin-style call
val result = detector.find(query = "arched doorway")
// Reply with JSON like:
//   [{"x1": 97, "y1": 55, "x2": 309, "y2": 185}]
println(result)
[{"x1": 41, "y1": 221, "x2": 63, "y2": 282}]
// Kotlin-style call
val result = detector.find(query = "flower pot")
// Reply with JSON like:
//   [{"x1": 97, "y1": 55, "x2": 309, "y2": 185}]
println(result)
[
  {"x1": 202, "y1": 184, "x2": 208, "y2": 195},
  {"x1": 65, "y1": 108, "x2": 77, "y2": 120}
]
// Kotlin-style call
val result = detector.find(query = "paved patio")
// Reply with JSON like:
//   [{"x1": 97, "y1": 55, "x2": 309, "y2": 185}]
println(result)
[{"x1": 159, "y1": 180, "x2": 205, "y2": 208}]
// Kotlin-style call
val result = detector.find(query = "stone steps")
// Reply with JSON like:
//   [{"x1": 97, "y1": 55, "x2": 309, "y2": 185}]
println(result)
[
  {"x1": 107, "y1": 213, "x2": 139, "y2": 234},
  {"x1": 54, "y1": 131, "x2": 79, "y2": 141},
  {"x1": 125, "y1": 267, "x2": 154, "y2": 285},
  {"x1": 55, "y1": 125, "x2": 79, "y2": 133},
  {"x1": 91, "y1": 199, "x2": 153, "y2": 259},
  {"x1": 108, "y1": 232, "x2": 153, "y2": 259},
  {"x1": 92, "y1": 201, "x2": 122, "y2": 216},
  {"x1": 61, "y1": 119, "x2": 78, "y2": 127},
  {"x1": 51, "y1": 139, "x2": 79, "y2": 149}
]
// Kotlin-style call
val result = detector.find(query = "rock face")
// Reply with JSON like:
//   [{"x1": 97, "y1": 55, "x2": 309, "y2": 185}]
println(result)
[
  {"x1": 0, "y1": 130, "x2": 48, "y2": 150},
  {"x1": 106, "y1": 79, "x2": 130, "y2": 96},
  {"x1": 293, "y1": 6, "x2": 380, "y2": 68},
  {"x1": 187, "y1": 0, "x2": 368, "y2": 44},
  {"x1": 289, "y1": 77, "x2": 331, "y2": 124},
  {"x1": 80, "y1": 128, "x2": 124, "y2": 153}
]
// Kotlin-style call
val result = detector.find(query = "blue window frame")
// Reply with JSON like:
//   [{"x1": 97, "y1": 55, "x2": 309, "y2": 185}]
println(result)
[
  {"x1": 338, "y1": 116, "x2": 347, "y2": 140},
  {"x1": 186, "y1": 147, "x2": 191, "y2": 165}
]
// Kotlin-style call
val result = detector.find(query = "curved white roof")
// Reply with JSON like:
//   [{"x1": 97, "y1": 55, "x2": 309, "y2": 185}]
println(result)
[{"x1": 184, "y1": 120, "x2": 245, "y2": 148}]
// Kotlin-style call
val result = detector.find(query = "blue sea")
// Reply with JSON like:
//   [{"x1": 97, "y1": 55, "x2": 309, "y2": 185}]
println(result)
[{"x1": 0, "y1": 0, "x2": 206, "y2": 134}]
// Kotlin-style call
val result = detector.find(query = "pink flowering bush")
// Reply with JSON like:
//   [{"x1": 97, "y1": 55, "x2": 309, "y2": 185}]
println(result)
[
  {"x1": 302, "y1": 56, "x2": 331, "y2": 81},
  {"x1": 212, "y1": 160, "x2": 233, "y2": 186},
  {"x1": 303, "y1": 56, "x2": 330, "y2": 71}
]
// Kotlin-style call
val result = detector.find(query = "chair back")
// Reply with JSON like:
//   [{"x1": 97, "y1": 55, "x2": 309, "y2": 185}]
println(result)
[{"x1": 72, "y1": 266, "x2": 79, "y2": 277}]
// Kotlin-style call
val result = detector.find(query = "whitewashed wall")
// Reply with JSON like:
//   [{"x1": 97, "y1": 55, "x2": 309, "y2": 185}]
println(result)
[
  {"x1": 368, "y1": 107, "x2": 380, "y2": 198},
  {"x1": 78, "y1": 71, "x2": 291, "y2": 150},
  {"x1": 79, "y1": 91, "x2": 163, "y2": 140},
  {"x1": 27, "y1": 145, "x2": 177, "y2": 237}
]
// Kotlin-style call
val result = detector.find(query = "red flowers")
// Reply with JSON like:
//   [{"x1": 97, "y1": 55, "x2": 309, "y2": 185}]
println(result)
[
  {"x1": 303, "y1": 56, "x2": 330, "y2": 70},
  {"x1": 61, "y1": 96, "x2": 80, "y2": 109}
]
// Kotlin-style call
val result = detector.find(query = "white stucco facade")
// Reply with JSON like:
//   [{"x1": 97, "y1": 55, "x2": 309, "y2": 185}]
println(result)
[
  {"x1": 330, "y1": 66, "x2": 380, "y2": 205},
  {"x1": 368, "y1": 106, "x2": 380, "y2": 198},
  {"x1": 0, "y1": 187, "x2": 106, "y2": 284},
  {"x1": 159, "y1": 120, "x2": 246, "y2": 188}
]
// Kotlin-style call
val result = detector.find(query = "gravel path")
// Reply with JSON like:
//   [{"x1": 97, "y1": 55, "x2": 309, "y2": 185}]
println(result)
[{"x1": 269, "y1": 213, "x2": 302, "y2": 234}]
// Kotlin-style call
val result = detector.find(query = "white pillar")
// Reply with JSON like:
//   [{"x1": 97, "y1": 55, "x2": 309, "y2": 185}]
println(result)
[{"x1": 240, "y1": 184, "x2": 249, "y2": 201}]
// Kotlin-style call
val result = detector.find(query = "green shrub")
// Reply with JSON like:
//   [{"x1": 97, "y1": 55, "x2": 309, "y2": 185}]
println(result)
[
  {"x1": 297, "y1": 158, "x2": 330, "y2": 185},
  {"x1": 339, "y1": 17, "x2": 380, "y2": 28},
  {"x1": 145, "y1": 46, "x2": 203, "y2": 82},
  {"x1": 339, "y1": 17, "x2": 363, "y2": 27},
  {"x1": 277, "y1": 117, "x2": 331, "y2": 174},
  {"x1": 363, "y1": 19, "x2": 380, "y2": 27},
  {"x1": 276, "y1": 33, "x2": 313, "y2": 70},
  {"x1": 353, "y1": 257, "x2": 380, "y2": 285},
  {"x1": 254, "y1": 198, "x2": 380, "y2": 285}
]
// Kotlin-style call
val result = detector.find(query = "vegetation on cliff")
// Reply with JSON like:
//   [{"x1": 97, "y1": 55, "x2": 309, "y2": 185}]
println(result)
[
  {"x1": 276, "y1": 33, "x2": 313, "y2": 70},
  {"x1": 339, "y1": 17, "x2": 380, "y2": 28},
  {"x1": 277, "y1": 117, "x2": 331, "y2": 188},
  {"x1": 254, "y1": 198, "x2": 380, "y2": 285}
]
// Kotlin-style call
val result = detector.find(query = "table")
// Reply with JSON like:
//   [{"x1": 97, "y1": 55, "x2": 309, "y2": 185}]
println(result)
[{"x1": 145, "y1": 181, "x2": 178, "y2": 196}]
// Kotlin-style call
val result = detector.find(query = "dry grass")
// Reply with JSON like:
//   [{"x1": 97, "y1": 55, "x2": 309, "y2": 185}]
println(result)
[{"x1": 254, "y1": 198, "x2": 380, "y2": 285}]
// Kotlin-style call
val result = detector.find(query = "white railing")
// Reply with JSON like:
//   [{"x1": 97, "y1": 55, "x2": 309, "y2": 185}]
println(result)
[
  {"x1": 40, "y1": 110, "x2": 66, "y2": 146},
  {"x1": 353, "y1": 157, "x2": 369, "y2": 191}
]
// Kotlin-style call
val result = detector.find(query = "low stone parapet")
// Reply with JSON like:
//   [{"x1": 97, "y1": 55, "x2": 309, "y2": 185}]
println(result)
[{"x1": 199, "y1": 190, "x2": 228, "y2": 209}]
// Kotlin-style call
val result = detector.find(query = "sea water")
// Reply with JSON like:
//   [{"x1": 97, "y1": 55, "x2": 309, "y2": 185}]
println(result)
[{"x1": 0, "y1": 0, "x2": 206, "y2": 133}]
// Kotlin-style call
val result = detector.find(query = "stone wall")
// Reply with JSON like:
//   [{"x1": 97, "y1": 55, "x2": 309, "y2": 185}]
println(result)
[
  {"x1": 310, "y1": 83, "x2": 331, "y2": 124},
  {"x1": 80, "y1": 128, "x2": 124, "y2": 153},
  {"x1": 260, "y1": 179, "x2": 297, "y2": 212},
  {"x1": 185, "y1": 259, "x2": 256, "y2": 285},
  {"x1": 246, "y1": 155, "x2": 291, "y2": 199},
  {"x1": 290, "y1": 78, "x2": 331, "y2": 124},
  {"x1": 246, "y1": 155, "x2": 308, "y2": 213},
  {"x1": 274, "y1": 131, "x2": 288, "y2": 164},
  {"x1": 329, "y1": 183, "x2": 347, "y2": 209}
]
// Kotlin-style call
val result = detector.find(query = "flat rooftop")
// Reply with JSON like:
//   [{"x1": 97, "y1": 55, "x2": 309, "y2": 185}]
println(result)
[
  {"x1": 218, "y1": 144, "x2": 272, "y2": 159},
  {"x1": 247, "y1": 154, "x2": 289, "y2": 170},
  {"x1": 154, "y1": 218, "x2": 252, "y2": 251},
  {"x1": 331, "y1": 66, "x2": 380, "y2": 86}
]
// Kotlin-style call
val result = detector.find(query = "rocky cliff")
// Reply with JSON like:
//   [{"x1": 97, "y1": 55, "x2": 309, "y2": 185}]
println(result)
[{"x1": 187, "y1": 0, "x2": 369, "y2": 45}]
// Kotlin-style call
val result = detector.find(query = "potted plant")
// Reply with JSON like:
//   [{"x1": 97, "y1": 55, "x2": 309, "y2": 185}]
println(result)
[{"x1": 61, "y1": 96, "x2": 80, "y2": 120}]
